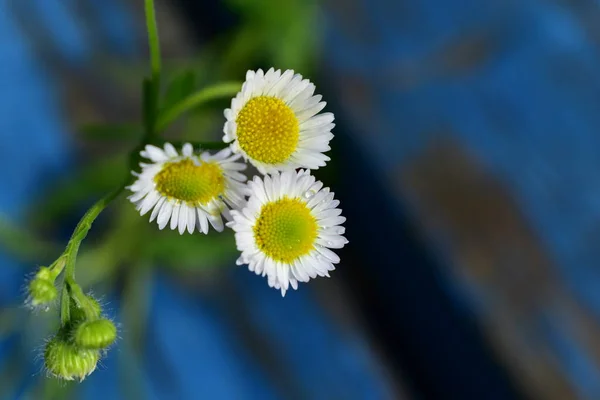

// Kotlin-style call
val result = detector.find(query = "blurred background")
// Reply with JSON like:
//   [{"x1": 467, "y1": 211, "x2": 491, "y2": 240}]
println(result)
[{"x1": 1, "y1": 0, "x2": 600, "y2": 399}]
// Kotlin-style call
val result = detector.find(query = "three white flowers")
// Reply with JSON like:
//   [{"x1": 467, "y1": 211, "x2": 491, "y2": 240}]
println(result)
[{"x1": 128, "y1": 68, "x2": 347, "y2": 296}]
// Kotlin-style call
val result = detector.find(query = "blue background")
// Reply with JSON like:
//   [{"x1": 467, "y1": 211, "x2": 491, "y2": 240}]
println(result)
[{"x1": 3, "y1": 0, "x2": 600, "y2": 399}]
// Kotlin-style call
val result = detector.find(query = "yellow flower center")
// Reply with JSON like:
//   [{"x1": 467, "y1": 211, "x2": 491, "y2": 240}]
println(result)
[
  {"x1": 236, "y1": 96, "x2": 299, "y2": 164},
  {"x1": 154, "y1": 159, "x2": 224, "y2": 204},
  {"x1": 253, "y1": 197, "x2": 317, "y2": 263}
]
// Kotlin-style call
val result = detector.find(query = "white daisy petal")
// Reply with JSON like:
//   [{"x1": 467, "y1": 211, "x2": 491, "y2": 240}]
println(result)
[
  {"x1": 182, "y1": 143, "x2": 193, "y2": 157},
  {"x1": 178, "y1": 204, "x2": 188, "y2": 234},
  {"x1": 187, "y1": 206, "x2": 196, "y2": 235},
  {"x1": 315, "y1": 246, "x2": 341, "y2": 263},
  {"x1": 229, "y1": 170, "x2": 346, "y2": 296},
  {"x1": 171, "y1": 203, "x2": 181, "y2": 231},
  {"x1": 128, "y1": 142, "x2": 247, "y2": 234},
  {"x1": 197, "y1": 208, "x2": 209, "y2": 234},
  {"x1": 149, "y1": 197, "x2": 166, "y2": 222},
  {"x1": 163, "y1": 143, "x2": 178, "y2": 157},
  {"x1": 139, "y1": 190, "x2": 160, "y2": 216},
  {"x1": 208, "y1": 213, "x2": 224, "y2": 232},
  {"x1": 157, "y1": 201, "x2": 173, "y2": 230},
  {"x1": 142, "y1": 145, "x2": 168, "y2": 162}
]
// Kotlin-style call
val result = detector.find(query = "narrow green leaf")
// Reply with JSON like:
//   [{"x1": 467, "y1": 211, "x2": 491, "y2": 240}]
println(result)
[
  {"x1": 162, "y1": 70, "x2": 196, "y2": 111},
  {"x1": 156, "y1": 81, "x2": 241, "y2": 133}
]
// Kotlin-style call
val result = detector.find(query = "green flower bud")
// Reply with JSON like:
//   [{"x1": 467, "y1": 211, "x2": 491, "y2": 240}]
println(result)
[
  {"x1": 44, "y1": 337, "x2": 99, "y2": 381},
  {"x1": 27, "y1": 268, "x2": 58, "y2": 308},
  {"x1": 74, "y1": 318, "x2": 117, "y2": 350},
  {"x1": 69, "y1": 296, "x2": 101, "y2": 322}
]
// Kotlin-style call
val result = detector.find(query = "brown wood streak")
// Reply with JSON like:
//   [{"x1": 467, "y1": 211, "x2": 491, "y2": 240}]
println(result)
[{"x1": 393, "y1": 138, "x2": 600, "y2": 400}]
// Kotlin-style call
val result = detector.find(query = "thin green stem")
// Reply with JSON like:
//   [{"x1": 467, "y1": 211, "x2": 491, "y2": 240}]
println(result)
[
  {"x1": 143, "y1": 0, "x2": 162, "y2": 142},
  {"x1": 60, "y1": 187, "x2": 123, "y2": 324},
  {"x1": 144, "y1": 0, "x2": 161, "y2": 82},
  {"x1": 155, "y1": 81, "x2": 241, "y2": 133},
  {"x1": 60, "y1": 285, "x2": 70, "y2": 326},
  {"x1": 63, "y1": 188, "x2": 124, "y2": 282}
]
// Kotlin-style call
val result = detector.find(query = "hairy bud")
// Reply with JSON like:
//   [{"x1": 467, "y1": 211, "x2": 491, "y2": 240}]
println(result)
[
  {"x1": 74, "y1": 318, "x2": 117, "y2": 350},
  {"x1": 44, "y1": 337, "x2": 99, "y2": 381},
  {"x1": 27, "y1": 267, "x2": 58, "y2": 309}
]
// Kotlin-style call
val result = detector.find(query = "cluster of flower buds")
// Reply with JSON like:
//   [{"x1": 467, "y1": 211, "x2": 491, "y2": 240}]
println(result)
[{"x1": 44, "y1": 290, "x2": 117, "y2": 381}]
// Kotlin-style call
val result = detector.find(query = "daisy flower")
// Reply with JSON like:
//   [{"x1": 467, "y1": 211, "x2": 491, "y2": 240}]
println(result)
[
  {"x1": 128, "y1": 143, "x2": 247, "y2": 234},
  {"x1": 229, "y1": 170, "x2": 347, "y2": 296},
  {"x1": 223, "y1": 68, "x2": 335, "y2": 174}
]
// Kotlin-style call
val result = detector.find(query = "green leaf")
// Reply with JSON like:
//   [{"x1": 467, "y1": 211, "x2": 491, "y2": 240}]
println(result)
[
  {"x1": 79, "y1": 123, "x2": 141, "y2": 141},
  {"x1": 162, "y1": 70, "x2": 196, "y2": 111},
  {"x1": 155, "y1": 81, "x2": 241, "y2": 133}
]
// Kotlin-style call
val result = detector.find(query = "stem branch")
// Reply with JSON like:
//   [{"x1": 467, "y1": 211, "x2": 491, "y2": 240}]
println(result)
[{"x1": 155, "y1": 82, "x2": 241, "y2": 133}]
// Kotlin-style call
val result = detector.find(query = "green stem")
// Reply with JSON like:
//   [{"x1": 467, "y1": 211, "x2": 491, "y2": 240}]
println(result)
[
  {"x1": 63, "y1": 188, "x2": 123, "y2": 282},
  {"x1": 144, "y1": 0, "x2": 161, "y2": 82},
  {"x1": 60, "y1": 187, "x2": 123, "y2": 325},
  {"x1": 60, "y1": 286, "x2": 70, "y2": 326},
  {"x1": 155, "y1": 81, "x2": 241, "y2": 133},
  {"x1": 143, "y1": 0, "x2": 162, "y2": 141}
]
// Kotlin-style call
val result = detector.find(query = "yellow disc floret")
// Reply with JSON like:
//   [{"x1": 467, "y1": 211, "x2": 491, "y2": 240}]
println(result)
[
  {"x1": 236, "y1": 96, "x2": 299, "y2": 164},
  {"x1": 253, "y1": 197, "x2": 317, "y2": 263},
  {"x1": 154, "y1": 159, "x2": 224, "y2": 205}
]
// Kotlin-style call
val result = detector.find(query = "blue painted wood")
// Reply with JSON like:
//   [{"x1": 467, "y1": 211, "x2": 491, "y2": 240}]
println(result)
[{"x1": 323, "y1": 0, "x2": 600, "y2": 398}]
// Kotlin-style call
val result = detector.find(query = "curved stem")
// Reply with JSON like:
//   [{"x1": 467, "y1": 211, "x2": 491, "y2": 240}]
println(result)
[
  {"x1": 63, "y1": 188, "x2": 123, "y2": 281},
  {"x1": 60, "y1": 187, "x2": 124, "y2": 324},
  {"x1": 155, "y1": 82, "x2": 241, "y2": 133}
]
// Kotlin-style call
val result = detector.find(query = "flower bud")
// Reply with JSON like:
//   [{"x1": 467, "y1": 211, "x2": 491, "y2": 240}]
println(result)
[
  {"x1": 27, "y1": 267, "x2": 58, "y2": 308},
  {"x1": 44, "y1": 337, "x2": 99, "y2": 381},
  {"x1": 74, "y1": 318, "x2": 117, "y2": 350},
  {"x1": 69, "y1": 296, "x2": 101, "y2": 322}
]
